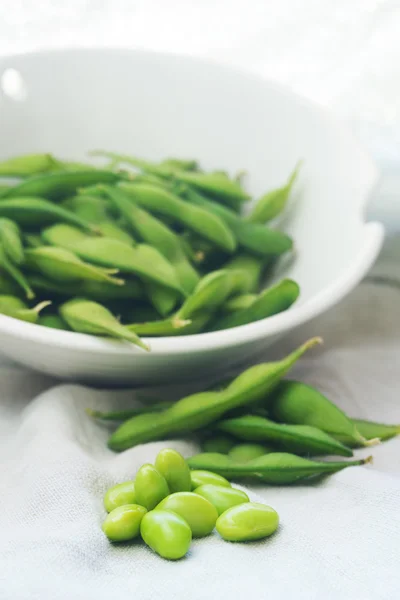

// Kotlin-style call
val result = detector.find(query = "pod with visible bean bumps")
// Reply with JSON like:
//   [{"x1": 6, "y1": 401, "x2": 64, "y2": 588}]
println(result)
[
  {"x1": 202, "y1": 435, "x2": 236, "y2": 454},
  {"x1": 134, "y1": 464, "x2": 169, "y2": 510},
  {"x1": 194, "y1": 484, "x2": 249, "y2": 516},
  {"x1": 102, "y1": 504, "x2": 147, "y2": 542},
  {"x1": 156, "y1": 491, "x2": 218, "y2": 537},
  {"x1": 140, "y1": 509, "x2": 192, "y2": 560},
  {"x1": 0, "y1": 295, "x2": 50, "y2": 323},
  {"x1": 155, "y1": 448, "x2": 192, "y2": 493},
  {"x1": 248, "y1": 163, "x2": 300, "y2": 224},
  {"x1": 190, "y1": 470, "x2": 231, "y2": 490},
  {"x1": 228, "y1": 443, "x2": 273, "y2": 464},
  {"x1": 103, "y1": 480, "x2": 136, "y2": 513},
  {"x1": 216, "y1": 502, "x2": 279, "y2": 542}
]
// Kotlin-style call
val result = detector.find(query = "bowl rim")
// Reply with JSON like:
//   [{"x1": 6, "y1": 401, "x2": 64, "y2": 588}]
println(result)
[{"x1": 0, "y1": 47, "x2": 385, "y2": 356}]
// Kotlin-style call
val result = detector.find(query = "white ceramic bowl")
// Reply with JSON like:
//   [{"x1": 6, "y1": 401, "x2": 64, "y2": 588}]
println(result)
[{"x1": 0, "y1": 49, "x2": 384, "y2": 385}]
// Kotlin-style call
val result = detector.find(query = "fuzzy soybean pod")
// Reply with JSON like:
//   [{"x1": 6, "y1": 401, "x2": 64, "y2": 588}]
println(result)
[
  {"x1": 218, "y1": 415, "x2": 353, "y2": 457},
  {"x1": 228, "y1": 443, "x2": 273, "y2": 464},
  {"x1": 223, "y1": 253, "x2": 265, "y2": 294},
  {"x1": 223, "y1": 294, "x2": 257, "y2": 313},
  {"x1": 155, "y1": 448, "x2": 192, "y2": 493},
  {"x1": 173, "y1": 171, "x2": 249, "y2": 211},
  {"x1": 55, "y1": 237, "x2": 185, "y2": 295},
  {"x1": 3, "y1": 170, "x2": 120, "y2": 200},
  {"x1": 0, "y1": 198, "x2": 97, "y2": 232},
  {"x1": 108, "y1": 337, "x2": 321, "y2": 451},
  {"x1": 186, "y1": 452, "x2": 372, "y2": 484},
  {"x1": 335, "y1": 419, "x2": 400, "y2": 447},
  {"x1": 182, "y1": 187, "x2": 293, "y2": 256},
  {"x1": 270, "y1": 381, "x2": 374, "y2": 447},
  {"x1": 59, "y1": 298, "x2": 149, "y2": 351},
  {"x1": 134, "y1": 464, "x2": 170, "y2": 510},
  {"x1": 38, "y1": 314, "x2": 71, "y2": 330},
  {"x1": 25, "y1": 246, "x2": 125, "y2": 286},
  {"x1": 210, "y1": 279, "x2": 300, "y2": 331},
  {"x1": 118, "y1": 182, "x2": 236, "y2": 252},
  {"x1": 0, "y1": 153, "x2": 60, "y2": 177},
  {"x1": 0, "y1": 295, "x2": 50, "y2": 323},
  {"x1": 126, "y1": 313, "x2": 210, "y2": 337},
  {"x1": 0, "y1": 221, "x2": 34, "y2": 299},
  {"x1": 248, "y1": 163, "x2": 300, "y2": 224},
  {"x1": 202, "y1": 434, "x2": 236, "y2": 454},
  {"x1": 41, "y1": 223, "x2": 90, "y2": 247},
  {"x1": 103, "y1": 186, "x2": 199, "y2": 294}
]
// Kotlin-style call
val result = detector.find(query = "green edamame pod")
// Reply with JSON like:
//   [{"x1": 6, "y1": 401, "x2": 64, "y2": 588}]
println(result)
[
  {"x1": 104, "y1": 481, "x2": 136, "y2": 513},
  {"x1": 102, "y1": 504, "x2": 147, "y2": 542},
  {"x1": 108, "y1": 337, "x2": 321, "y2": 450},
  {"x1": 187, "y1": 451, "x2": 371, "y2": 484},
  {"x1": 0, "y1": 245, "x2": 34, "y2": 299},
  {"x1": 223, "y1": 253, "x2": 265, "y2": 294},
  {"x1": 0, "y1": 219, "x2": 24, "y2": 264},
  {"x1": 209, "y1": 279, "x2": 300, "y2": 331},
  {"x1": 228, "y1": 443, "x2": 273, "y2": 463},
  {"x1": 202, "y1": 435, "x2": 236, "y2": 454},
  {"x1": 155, "y1": 448, "x2": 192, "y2": 493},
  {"x1": 190, "y1": 470, "x2": 231, "y2": 490},
  {"x1": 144, "y1": 282, "x2": 179, "y2": 317},
  {"x1": 0, "y1": 198, "x2": 96, "y2": 232},
  {"x1": 156, "y1": 492, "x2": 218, "y2": 537},
  {"x1": 119, "y1": 182, "x2": 237, "y2": 252},
  {"x1": 59, "y1": 298, "x2": 149, "y2": 351},
  {"x1": 0, "y1": 153, "x2": 59, "y2": 177},
  {"x1": 223, "y1": 294, "x2": 257, "y2": 313},
  {"x1": 248, "y1": 162, "x2": 301, "y2": 223},
  {"x1": 270, "y1": 381, "x2": 374, "y2": 447},
  {"x1": 24, "y1": 233, "x2": 43, "y2": 249},
  {"x1": 41, "y1": 223, "x2": 89, "y2": 248},
  {"x1": 216, "y1": 502, "x2": 279, "y2": 542},
  {"x1": 194, "y1": 484, "x2": 249, "y2": 516},
  {"x1": 38, "y1": 314, "x2": 71, "y2": 330},
  {"x1": 126, "y1": 314, "x2": 209, "y2": 337},
  {"x1": 103, "y1": 186, "x2": 199, "y2": 293},
  {"x1": 52, "y1": 237, "x2": 185, "y2": 295},
  {"x1": 218, "y1": 414, "x2": 353, "y2": 457},
  {"x1": 182, "y1": 187, "x2": 293, "y2": 256},
  {"x1": 140, "y1": 509, "x2": 192, "y2": 560},
  {"x1": 28, "y1": 273, "x2": 144, "y2": 301},
  {"x1": 134, "y1": 464, "x2": 169, "y2": 510},
  {"x1": 0, "y1": 295, "x2": 50, "y2": 323},
  {"x1": 25, "y1": 246, "x2": 124, "y2": 286},
  {"x1": 335, "y1": 418, "x2": 400, "y2": 447},
  {"x1": 3, "y1": 170, "x2": 119, "y2": 200},
  {"x1": 174, "y1": 171, "x2": 249, "y2": 211}
]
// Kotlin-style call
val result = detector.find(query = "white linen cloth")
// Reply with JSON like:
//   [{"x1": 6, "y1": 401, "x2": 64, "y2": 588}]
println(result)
[{"x1": 1, "y1": 2, "x2": 400, "y2": 599}]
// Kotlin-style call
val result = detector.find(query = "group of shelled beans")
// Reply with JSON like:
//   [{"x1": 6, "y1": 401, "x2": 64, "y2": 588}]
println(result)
[
  {"x1": 0, "y1": 152, "x2": 299, "y2": 348},
  {"x1": 92, "y1": 338, "x2": 399, "y2": 560}
]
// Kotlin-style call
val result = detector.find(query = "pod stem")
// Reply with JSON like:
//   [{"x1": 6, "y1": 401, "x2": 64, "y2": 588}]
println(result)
[{"x1": 362, "y1": 455, "x2": 374, "y2": 465}]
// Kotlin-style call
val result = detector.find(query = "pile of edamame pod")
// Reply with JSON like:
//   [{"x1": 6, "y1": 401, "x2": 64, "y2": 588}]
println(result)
[
  {"x1": 0, "y1": 151, "x2": 300, "y2": 348},
  {"x1": 94, "y1": 337, "x2": 400, "y2": 559}
]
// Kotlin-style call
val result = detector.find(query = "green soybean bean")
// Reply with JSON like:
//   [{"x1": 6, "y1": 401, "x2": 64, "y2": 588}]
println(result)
[
  {"x1": 57, "y1": 237, "x2": 185, "y2": 295},
  {"x1": 202, "y1": 435, "x2": 236, "y2": 454},
  {"x1": 0, "y1": 295, "x2": 50, "y2": 323},
  {"x1": 104, "y1": 481, "x2": 136, "y2": 513},
  {"x1": 155, "y1": 449, "x2": 192, "y2": 493},
  {"x1": 194, "y1": 484, "x2": 249, "y2": 516},
  {"x1": 126, "y1": 313, "x2": 210, "y2": 337},
  {"x1": 218, "y1": 414, "x2": 353, "y2": 457},
  {"x1": 86, "y1": 401, "x2": 173, "y2": 422},
  {"x1": 223, "y1": 294, "x2": 257, "y2": 313},
  {"x1": 28, "y1": 273, "x2": 144, "y2": 301},
  {"x1": 102, "y1": 504, "x2": 147, "y2": 542},
  {"x1": 335, "y1": 418, "x2": 400, "y2": 447},
  {"x1": 182, "y1": 187, "x2": 293, "y2": 256},
  {"x1": 0, "y1": 218, "x2": 24, "y2": 264},
  {"x1": 134, "y1": 464, "x2": 170, "y2": 510},
  {"x1": 59, "y1": 298, "x2": 149, "y2": 351},
  {"x1": 26, "y1": 246, "x2": 124, "y2": 286},
  {"x1": 0, "y1": 153, "x2": 60, "y2": 177},
  {"x1": 140, "y1": 509, "x2": 192, "y2": 560},
  {"x1": 187, "y1": 451, "x2": 372, "y2": 484},
  {"x1": 228, "y1": 443, "x2": 273, "y2": 464},
  {"x1": 108, "y1": 337, "x2": 321, "y2": 450},
  {"x1": 210, "y1": 279, "x2": 300, "y2": 331},
  {"x1": 38, "y1": 314, "x2": 71, "y2": 330},
  {"x1": 216, "y1": 502, "x2": 279, "y2": 542},
  {"x1": 156, "y1": 491, "x2": 218, "y2": 537},
  {"x1": 0, "y1": 198, "x2": 96, "y2": 232},
  {"x1": 190, "y1": 470, "x2": 231, "y2": 490},
  {"x1": 248, "y1": 163, "x2": 300, "y2": 224},
  {"x1": 104, "y1": 186, "x2": 199, "y2": 293},
  {"x1": 270, "y1": 381, "x2": 373, "y2": 447},
  {"x1": 3, "y1": 170, "x2": 119, "y2": 200},
  {"x1": 119, "y1": 182, "x2": 237, "y2": 252}
]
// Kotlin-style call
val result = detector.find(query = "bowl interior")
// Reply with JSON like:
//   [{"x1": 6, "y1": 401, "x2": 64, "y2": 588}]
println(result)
[{"x1": 0, "y1": 49, "x2": 382, "y2": 357}]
